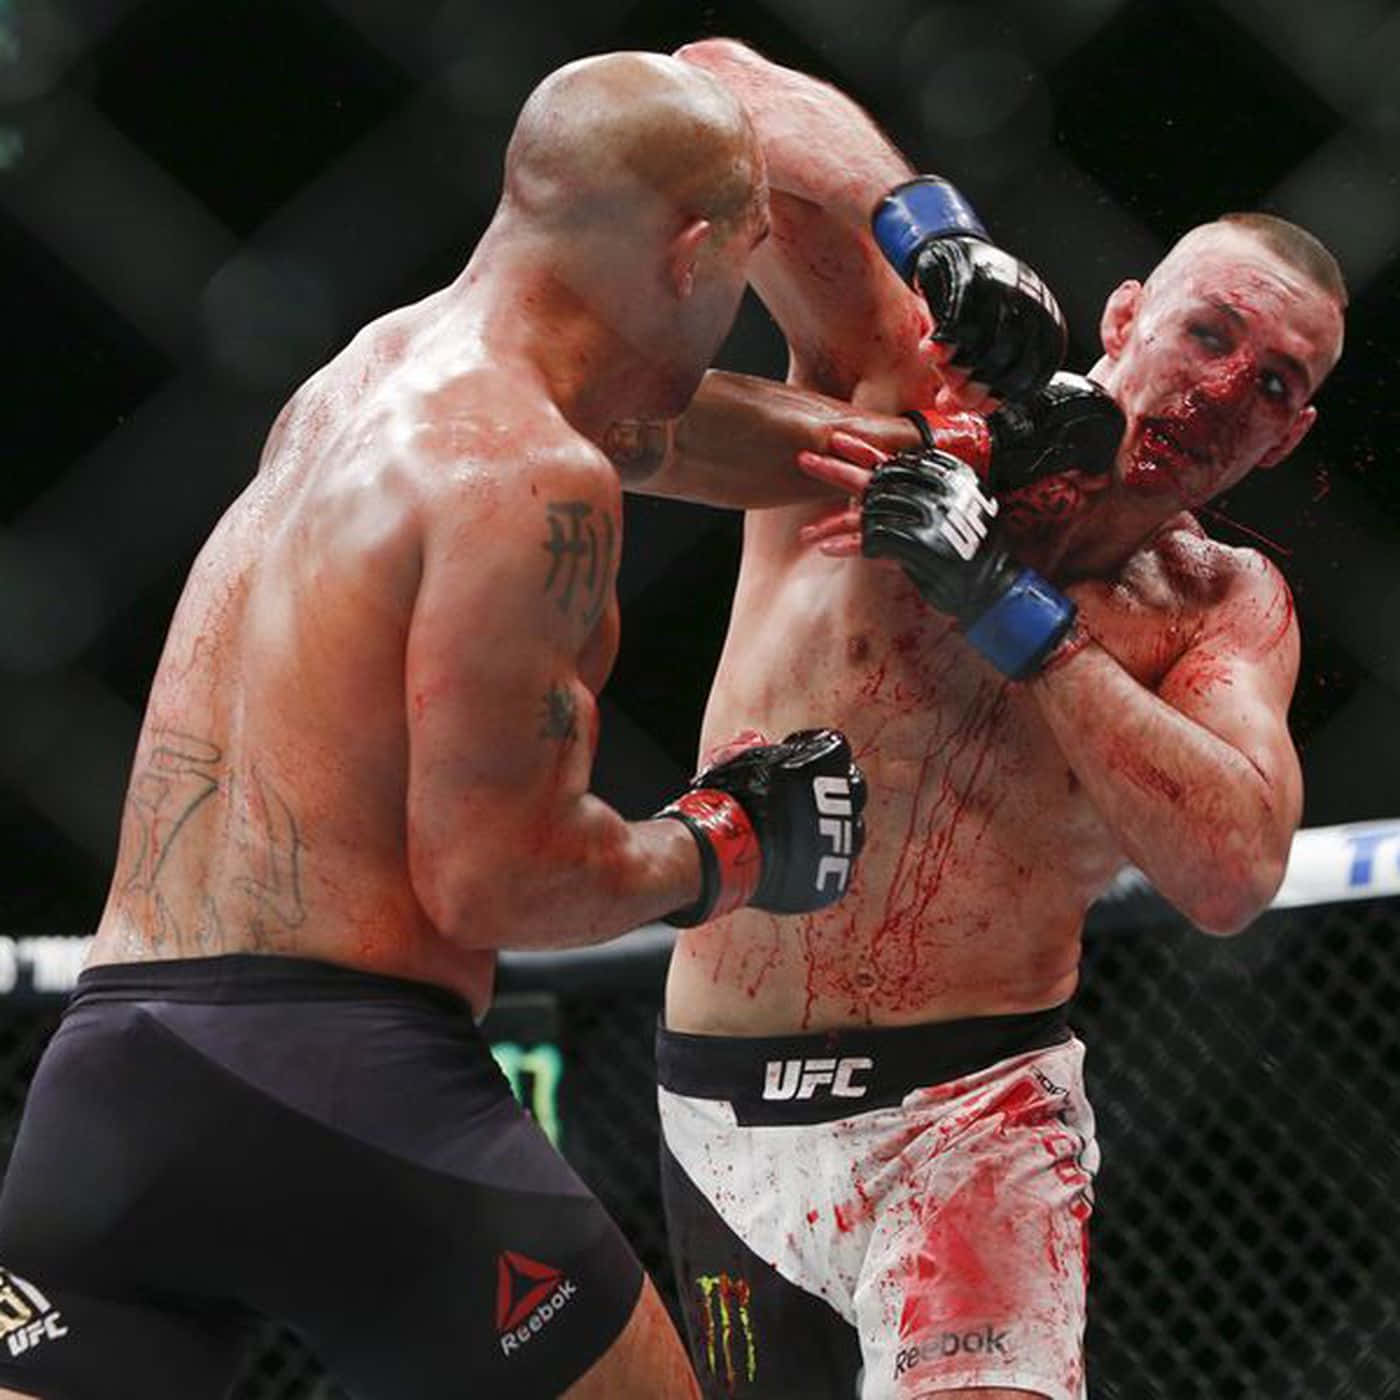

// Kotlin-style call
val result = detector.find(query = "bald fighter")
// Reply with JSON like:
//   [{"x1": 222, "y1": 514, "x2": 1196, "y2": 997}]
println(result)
[
  {"x1": 644, "y1": 40, "x2": 1346, "y2": 1400},
  {"x1": 0, "y1": 52, "x2": 868, "y2": 1400}
]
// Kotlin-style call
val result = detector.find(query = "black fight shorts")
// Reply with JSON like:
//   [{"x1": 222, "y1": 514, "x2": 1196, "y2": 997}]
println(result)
[{"x1": 0, "y1": 955, "x2": 642, "y2": 1400}]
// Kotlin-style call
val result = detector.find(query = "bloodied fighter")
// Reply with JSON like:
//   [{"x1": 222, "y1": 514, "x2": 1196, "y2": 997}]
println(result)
[
  {"x1": 649, "y1": 40, "x2": 1346, "y2": 1400},
  {"x1": 0, "y1": 52, "x2": 870, "y2": 1400}
]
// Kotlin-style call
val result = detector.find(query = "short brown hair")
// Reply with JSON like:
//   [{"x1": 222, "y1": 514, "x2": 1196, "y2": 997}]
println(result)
[{"x1": 1217, "y1": 212, "x2": 1348, "y2": 308}]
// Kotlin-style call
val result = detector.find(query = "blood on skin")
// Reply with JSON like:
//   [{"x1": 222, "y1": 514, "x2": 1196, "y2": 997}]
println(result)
[
  {"x1": 1166, "y1": 649, "x2": 1235, "y2": 701},
  {"x1": 1107, "y1": 739, "x2": 1184, "y2": 804},
  {"x1": 1001, "y1": 474, "x2": 1088, "y2": 530},
  {"x1": 793, "y1": 684, "x2": 1011, "y2": 1026}
]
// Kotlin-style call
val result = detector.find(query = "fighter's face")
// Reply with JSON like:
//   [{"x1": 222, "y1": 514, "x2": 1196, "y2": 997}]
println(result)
[
  {"x1": 693, "y1": 185, "x2": 772, "y2": 360},
  {"x1": 1097, "y1": 225, "x2": 1344, "y2": 509}
]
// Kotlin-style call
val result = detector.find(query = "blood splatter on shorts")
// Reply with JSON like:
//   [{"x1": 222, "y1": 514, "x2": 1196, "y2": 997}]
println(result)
[{"x1": 658, "y1": 1005, "x2": 1097, "y2": 1400}]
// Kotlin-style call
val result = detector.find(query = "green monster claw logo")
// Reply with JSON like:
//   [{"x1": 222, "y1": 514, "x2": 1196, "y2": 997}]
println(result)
[
  {"x1": 696, "y1": 1273, "x2": 757, "y2": 1387},
  {"x1": 491, "y1": 1042, "x2": 564, "y2": 1147}
]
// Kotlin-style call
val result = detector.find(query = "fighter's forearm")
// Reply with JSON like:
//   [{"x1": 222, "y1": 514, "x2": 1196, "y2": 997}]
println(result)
[
  {"x1": 616, "y1": 370, "x2": 921, "y2": 508},
  {"x1": 1027, "y1": 638, "x2": 1294, "y2": 933},
  {"x1": 421, "y1": 796, "x2": 703, "y2": 953}
]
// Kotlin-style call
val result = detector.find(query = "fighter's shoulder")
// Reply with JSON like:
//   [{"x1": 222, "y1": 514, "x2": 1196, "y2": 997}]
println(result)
[
  {"x1": 1146, "y1": 514, "x2": 1295, "y2": 644},
  {"x1": 1146, "y1": 512, "x2": 1286, "y2": 585},
  {"x1": 407, "y1": 376, "x2": 617, "y2": 514}
]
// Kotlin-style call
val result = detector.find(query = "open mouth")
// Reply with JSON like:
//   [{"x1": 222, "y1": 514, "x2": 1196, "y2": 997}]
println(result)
[{"x1": 1140, "y1": 421, "x2": 1208, "y2": 466}]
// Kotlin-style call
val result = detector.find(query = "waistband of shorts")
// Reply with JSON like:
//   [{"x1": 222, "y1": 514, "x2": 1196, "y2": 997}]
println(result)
[
  {"x1": 69, "y1": 954, "x2": 471, "y2": 1016},
  {"x1": 657, "y1": 1003, "x2": 1070, "y2": 1124}
]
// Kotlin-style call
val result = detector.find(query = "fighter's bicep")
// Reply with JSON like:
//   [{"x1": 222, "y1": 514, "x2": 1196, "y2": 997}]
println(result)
[{"x1": 404, "y1": 483, "x2": 613, "y2": 815}]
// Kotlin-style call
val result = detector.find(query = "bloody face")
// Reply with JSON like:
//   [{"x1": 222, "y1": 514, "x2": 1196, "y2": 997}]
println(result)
[{"x1": 1096, "y1": 224, "x2": 1344, "y2": 510}]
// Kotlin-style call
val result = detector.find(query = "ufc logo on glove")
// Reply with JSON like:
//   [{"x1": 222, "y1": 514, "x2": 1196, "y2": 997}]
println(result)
[
  {"x1": 939, "y1": 473, "x2": 999, "y2": 561},
  {"x1": 814, "y1": 775, "x2": 855, "y2": 893}
]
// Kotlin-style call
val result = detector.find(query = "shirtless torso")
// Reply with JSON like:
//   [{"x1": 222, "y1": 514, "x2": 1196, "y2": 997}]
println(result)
[
  {"x1": 665, "y1": 40, "x2": 1334, "y2": 1040},
  {"x1": 89, "y1": 290, "x2": 622, "y2": 1016},
  {"x1": 672, "y1": 498, "x2": 1290, "y2": 1034},
  {"x1": 0, "y1": 52, "x2": 789, "y2": 1400}
]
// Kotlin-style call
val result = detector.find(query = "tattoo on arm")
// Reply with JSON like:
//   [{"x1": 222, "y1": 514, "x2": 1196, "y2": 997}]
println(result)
[
  {"x1": 542, "y1": 500, "x2": 616, "y2": 628},
  {"x1": 539, "y1": 685, "x2": 579, "y2": 744},
  {"x1": 602, "y1": 420, "x2": 671, "y2": 482}
]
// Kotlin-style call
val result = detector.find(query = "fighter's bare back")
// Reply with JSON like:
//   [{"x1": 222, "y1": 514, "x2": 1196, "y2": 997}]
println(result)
[{"x1": 89, "y1": 291, "x2": 622, "y2": 1015}]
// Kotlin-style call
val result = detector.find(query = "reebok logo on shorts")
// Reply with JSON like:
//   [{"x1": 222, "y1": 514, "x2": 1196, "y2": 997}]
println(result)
[
  {"x1": 894, "y1": 1324, "x2": 1011, "y2": 1377},
  {"x1": 496, "y1": 1251, "x2": 578, "y2": 1356},
  {"x1": 0, "y1": 1267, "x2": 68, "y2": 1358}
]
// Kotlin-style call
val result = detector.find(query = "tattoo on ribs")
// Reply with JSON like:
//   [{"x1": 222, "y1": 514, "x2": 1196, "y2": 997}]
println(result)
[
  {"x1": 232, "y1": 766, "x2": 307, "y2": 931},
  {"x1": 122, "y1": 731, "x2": 222, "y2": 896},
  {"x1": 119, "y1": 730, "x2": 306, "y2": 950},
  {"x1": 543, "y1": 501, "x2": 615, "y2": 628},
  {"x1": 539, "y1": 685, "x2": 579, "y2": 744}
]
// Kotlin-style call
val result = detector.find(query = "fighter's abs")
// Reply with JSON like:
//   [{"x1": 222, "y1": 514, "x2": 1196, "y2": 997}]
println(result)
[{"x1": 677, "y1": 541, "x2": 1196, "y2": 1032}]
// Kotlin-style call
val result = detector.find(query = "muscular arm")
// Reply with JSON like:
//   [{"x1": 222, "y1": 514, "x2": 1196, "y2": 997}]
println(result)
[
  {"x1": 1027, "y1": 554, "x2": 1303, "y2": 934},
  {"x1": 676, "y1": 38, "x2": 912, "y2": 221},
  {"x1": 677, "y1": 39, "x2": 935, "y2": 404},
  {"x1": 610, "y1": 370, "x2": 922, "y2": 506},
  {"x1": 404, "y1": 460, "x2": 701, "y2": 951}
]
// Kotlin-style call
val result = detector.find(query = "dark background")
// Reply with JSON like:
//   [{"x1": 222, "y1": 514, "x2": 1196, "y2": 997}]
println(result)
[{"x1": 2, "y1": 0, "x2": 1399, "y2": 943}]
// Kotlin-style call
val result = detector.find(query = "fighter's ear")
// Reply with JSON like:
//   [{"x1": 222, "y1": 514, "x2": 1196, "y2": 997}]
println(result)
[
  {"x1": 1257, "y1": 403, "x2": 1317, "y2": 470},
  {"x1": 1100, "y1": 280, "x2": 1143, "y2": 359},
  {"x1": 667, "y1": 217, "x2": 713, "y2": 300}
]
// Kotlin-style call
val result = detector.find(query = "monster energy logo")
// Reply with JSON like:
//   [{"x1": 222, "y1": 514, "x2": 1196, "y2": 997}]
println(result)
[
  {"x1": 696, "y1": 1273, "x2": 757, "y2": 1388},
  {"x1": 491, "y1": 1042, "x2": 564, "y2": 1147}
]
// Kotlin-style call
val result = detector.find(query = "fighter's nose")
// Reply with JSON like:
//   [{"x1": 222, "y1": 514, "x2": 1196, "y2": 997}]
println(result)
[{"x1": 1194, "y1": 351, "x2": 1257, "y2": 407}]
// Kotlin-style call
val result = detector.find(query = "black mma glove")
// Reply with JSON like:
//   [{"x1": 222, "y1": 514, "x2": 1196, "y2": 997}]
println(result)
[
  {"x1": 862, "y1": 449, "x2": 1076, "y2": 679},
  {"x1": 657, "y1": 729, "x2": 867, "y2": 928},
  {"x1": 904, "y1": 371, "x2": 1125, "y2": 494},
  {"x1": 872, "y1": 176, "x2": 1066, "y2": 401}
]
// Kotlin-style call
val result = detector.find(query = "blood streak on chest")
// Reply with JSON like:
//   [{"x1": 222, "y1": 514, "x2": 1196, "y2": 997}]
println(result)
[{"x1": 797, "y1": 681, "x2": 1011, "y2": 1027}]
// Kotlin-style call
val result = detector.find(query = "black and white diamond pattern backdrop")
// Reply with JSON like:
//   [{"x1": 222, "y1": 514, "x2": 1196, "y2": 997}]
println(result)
[{"x1": 3, "y1": 1, "x2": 1398, "y2": 1395}]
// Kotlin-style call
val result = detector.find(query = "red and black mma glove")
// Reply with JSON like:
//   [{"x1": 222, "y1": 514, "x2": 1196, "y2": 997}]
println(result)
[
  {"x1": 656, "y1": 729, "x2": 868, "y2": 928},
  {"x1": 872, "y1": 176, "x2": 1067, "y2": 402},
  {"x1": 862, "y1": 449, "x2": 1076, "y2": 680},
  {"x1": 904, "y1": 371, "x2": 1125, "y2": 494}
]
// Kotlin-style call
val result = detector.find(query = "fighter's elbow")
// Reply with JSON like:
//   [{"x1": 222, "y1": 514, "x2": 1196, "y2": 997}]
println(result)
[
  {"x1": 1187, "y1": 846, "x2": 1287, "y2": 937},
  {"x1": 408, "y1": 844, "x2": 510, "y2": 950},
  {"x1": 673, "y1": 37, "x2": 761, "y2": 74}
]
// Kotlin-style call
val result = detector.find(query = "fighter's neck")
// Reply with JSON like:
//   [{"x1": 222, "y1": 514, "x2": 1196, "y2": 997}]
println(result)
[{"x1": 445, "y1": 237, "x2": 652, "y2": 440}]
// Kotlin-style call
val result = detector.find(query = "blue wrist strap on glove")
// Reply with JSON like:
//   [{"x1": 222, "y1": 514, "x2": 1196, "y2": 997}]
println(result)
[
  {"x1": 872, "y1": 176, "x2": 990, "y2": 283},
  {"x1": 962, "y1": 569, "x2": 1076, "y2": 679}
]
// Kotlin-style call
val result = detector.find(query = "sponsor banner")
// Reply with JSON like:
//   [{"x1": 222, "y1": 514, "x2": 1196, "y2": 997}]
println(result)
[{"x1": 1272, "y1": 820, "x2": 1400, "y2": 907}]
